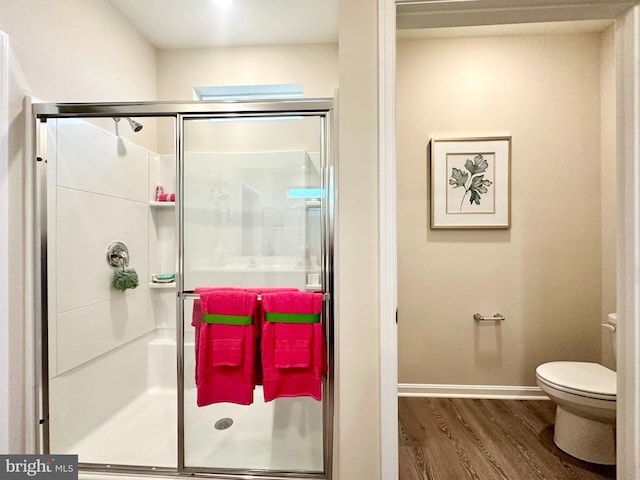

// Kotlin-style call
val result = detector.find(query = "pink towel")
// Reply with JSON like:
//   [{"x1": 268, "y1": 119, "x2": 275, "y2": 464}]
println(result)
[
  {"x1": 246, "y1": 288, "x2": 300, "y2": 294},
  {"x1": 191, "y1": 287, "x2": 244, "y2": 374},
  {"x1": 274, "y1": 323, "x2": 312, "y2": 368},
  {"x1": 208, "y1": 325, "x2": 244, "y2": 366},
  {"x1": 157, "y1": 192, "x2": 175, "y2": 202},
  {"x1": 192, "y1": 289, "x2": 257, "y2": 406},
  {"x1": 245, "y1": 288, "x2": 299, "y2": 386},
  {"x1": 260, "y1": 291, "x2": 327, "y2": 402}
]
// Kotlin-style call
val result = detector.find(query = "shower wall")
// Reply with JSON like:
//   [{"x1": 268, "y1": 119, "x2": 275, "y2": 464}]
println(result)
[
  {"x1": 48, "y1": 119, "x2": 153, "y2": 452},
  {"x1": 149, "y1": 153, "x2": 176, "y2": 330}
]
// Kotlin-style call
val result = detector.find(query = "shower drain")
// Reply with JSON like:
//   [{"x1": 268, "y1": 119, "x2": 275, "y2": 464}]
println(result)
[{"x1": 214, "y1": 418, "x2": 234, "y2": 430}]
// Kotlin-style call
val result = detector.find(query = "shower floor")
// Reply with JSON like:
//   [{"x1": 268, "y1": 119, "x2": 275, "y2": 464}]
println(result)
[{"x1": 65, "y1": 386, "x2": 323, "y2": 472}]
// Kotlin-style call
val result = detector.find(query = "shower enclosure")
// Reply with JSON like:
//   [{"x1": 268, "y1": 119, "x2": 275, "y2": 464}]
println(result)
[{"x1": 33, "y1": 100, "x2": 334, "y2": 479}]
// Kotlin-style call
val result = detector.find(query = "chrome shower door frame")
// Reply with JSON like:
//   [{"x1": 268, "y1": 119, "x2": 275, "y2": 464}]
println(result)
[{"x1": 33, "y1": 99, "x2": 335, "y2": 480}]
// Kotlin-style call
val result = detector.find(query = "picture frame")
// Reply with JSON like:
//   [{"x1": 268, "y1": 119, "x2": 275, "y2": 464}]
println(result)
[{"x1": 430, "y1": 136, "x2": 511, "y2": 229}]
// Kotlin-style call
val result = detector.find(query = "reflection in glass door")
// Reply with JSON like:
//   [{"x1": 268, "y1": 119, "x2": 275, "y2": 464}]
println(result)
[{"x1": 179, "y1": 112, "x2": 331, "y2": 474}]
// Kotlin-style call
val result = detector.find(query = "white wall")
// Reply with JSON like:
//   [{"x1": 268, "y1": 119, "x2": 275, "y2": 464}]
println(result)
[
  {"x1": 0, "y1": 1, "x2": 386, "y2": 476},
  {"x1": 0, "y1": 0, "x2": 157, "y2": 454},
  {"x1": 336, "y1": 0, "x2": 381, "y2": 478},
  {"x1": 158, "y1": 44, "x2": 337, "y2": 99},
  {"x1": 397, "y1": 30, "x2": 612, "y2": 387},
  {"x1": 156, "y1": 43, "x2": 338, "y2": 153},
  {"x1": 0, "y1": 0, "x2": 156, "y2": 102}
]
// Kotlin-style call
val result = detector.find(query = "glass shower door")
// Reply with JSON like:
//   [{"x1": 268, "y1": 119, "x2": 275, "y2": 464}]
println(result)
[
  {"x1": 43, "y1": 116, "x2": 178, "y2": 469},
  {"x1": 179, "y1": 112, "x2": 328, "y2": 474}
]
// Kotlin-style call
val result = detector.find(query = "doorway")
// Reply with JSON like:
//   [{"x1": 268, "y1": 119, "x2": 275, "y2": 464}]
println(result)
[{"x1": 378, "y1": 1, "x2": 640, "y2": 478}]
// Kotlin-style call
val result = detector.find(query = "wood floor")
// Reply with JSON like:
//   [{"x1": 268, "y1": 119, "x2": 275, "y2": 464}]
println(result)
[{"x1": 399, "y1": 397, "x2": 616, "y2": 480}]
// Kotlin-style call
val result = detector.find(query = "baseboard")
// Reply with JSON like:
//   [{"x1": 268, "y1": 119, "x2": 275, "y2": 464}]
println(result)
[{"x1": 398, "y1": 383, "x2": 548, "y2": 400}]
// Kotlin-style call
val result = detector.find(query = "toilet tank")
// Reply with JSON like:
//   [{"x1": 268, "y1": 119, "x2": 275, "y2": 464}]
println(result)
[{"x1": 602, "y1": 313, "x2": 617, "y2": 370}]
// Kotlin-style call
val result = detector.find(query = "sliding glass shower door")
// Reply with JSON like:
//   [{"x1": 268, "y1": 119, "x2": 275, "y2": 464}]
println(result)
[
  {"x1": 41, "y1": 115, "x2": 178, "y2": 469},
  {"x1": 35, "y1": 100, "x2": 333, "y2": 479},
  {"x1": 179, "y1": 112, "x2": 330, "y2": 474}
]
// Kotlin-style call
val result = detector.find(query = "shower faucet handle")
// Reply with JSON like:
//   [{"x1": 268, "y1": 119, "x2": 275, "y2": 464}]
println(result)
[{"x1": 106, "y1": 241, "x2": 130, "y2": 268}]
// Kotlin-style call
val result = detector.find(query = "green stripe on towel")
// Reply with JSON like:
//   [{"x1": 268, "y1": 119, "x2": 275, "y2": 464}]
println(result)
[
  {"x1": 266, "y1": 313, "x2": 320, "y2": 324},
  {"x1": 202, "y1": 313, "x2": 253, "y2": 325}
]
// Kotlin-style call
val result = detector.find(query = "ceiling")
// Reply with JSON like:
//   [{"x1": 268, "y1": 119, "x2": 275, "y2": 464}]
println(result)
[
  {"x1": 108, "y1": 0, "x2": 619, "y2": 50},
  {"x1": 108, "y1": 0, "x2": 338, "y2": 49}
]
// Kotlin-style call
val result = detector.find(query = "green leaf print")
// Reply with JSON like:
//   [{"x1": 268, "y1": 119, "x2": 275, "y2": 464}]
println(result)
[
  {"x1": 448, "y1": 154, "x2": 493, "y2": 211},
  {"x1": 468, "y1": 175, "x2": 492, "y2": 205},
  {"x1": 464, "y1": 154, "x2": 489, "y2": 175},
  {"x1": 449, "y1": 168, "x2": 468, "y2": 189}
]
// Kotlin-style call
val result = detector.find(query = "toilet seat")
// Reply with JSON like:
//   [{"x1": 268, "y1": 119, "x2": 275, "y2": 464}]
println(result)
[{"x1": 536, "y1": 361, "x2": 616, "y2": 401}]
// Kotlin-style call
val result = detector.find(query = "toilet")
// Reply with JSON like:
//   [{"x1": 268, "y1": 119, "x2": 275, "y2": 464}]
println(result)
[{"x1": 535, "y1": 313, "x2": 617, "y2": 465}]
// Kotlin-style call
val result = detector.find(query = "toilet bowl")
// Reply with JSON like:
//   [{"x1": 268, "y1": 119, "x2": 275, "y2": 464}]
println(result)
[{"x1": 535, "y1": 314, "x2": 617, "y2": 465}]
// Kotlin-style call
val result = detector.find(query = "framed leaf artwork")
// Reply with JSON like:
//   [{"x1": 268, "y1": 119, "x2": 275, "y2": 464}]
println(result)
[{"x1": 430, "y1": 136, "x2": 511, "y2": 229}]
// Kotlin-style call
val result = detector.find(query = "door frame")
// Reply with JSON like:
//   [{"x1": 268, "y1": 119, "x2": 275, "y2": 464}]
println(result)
[
  {"x1": 0, "y1": 28, "x2": 9, "y2": 454},
  {"x1": 378, "y1": 1, "x2": 640, "y2": 478}
]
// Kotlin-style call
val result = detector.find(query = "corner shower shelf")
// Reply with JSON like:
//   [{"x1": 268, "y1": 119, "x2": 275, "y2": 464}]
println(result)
[
  {"x1": 149, "y1": 201, "x2": 175, "y2": 207},
  {"x1": 149, "y1": 282, "x2": 176, "y2": 289}
]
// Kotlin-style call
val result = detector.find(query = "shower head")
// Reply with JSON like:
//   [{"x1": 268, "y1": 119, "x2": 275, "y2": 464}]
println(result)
[
  {"x1": 113, "y1": 116, "x2": 143, "y2": 133},
  {"x1": 127, "y1": 117, "x2": 143, "y2": 132}
]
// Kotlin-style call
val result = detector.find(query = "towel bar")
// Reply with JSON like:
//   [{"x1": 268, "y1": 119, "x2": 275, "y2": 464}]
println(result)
[
  {"x1": 473, "y1": 313, "x2": 505, "y2": 322},
  {"x1": 179, "y1": 291, "x2": 330, "y2": 301}
]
